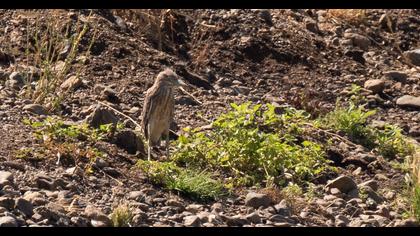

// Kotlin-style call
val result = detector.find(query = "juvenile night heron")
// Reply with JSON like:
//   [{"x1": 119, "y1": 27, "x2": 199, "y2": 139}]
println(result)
[{"x1": 141, "y1": 68, "x2": 185, "y2": 161}]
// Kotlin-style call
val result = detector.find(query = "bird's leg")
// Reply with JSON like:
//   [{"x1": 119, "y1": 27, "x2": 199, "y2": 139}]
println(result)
[
  {"x1": 165, "y1": 133, "x2": 170, "y2": 159},
  {"x1": 148, "y1": 139, "x2": 151, "y2": 161},
  {"x1": 147, "y1": 124, "x2": 151, "y2": 161}
]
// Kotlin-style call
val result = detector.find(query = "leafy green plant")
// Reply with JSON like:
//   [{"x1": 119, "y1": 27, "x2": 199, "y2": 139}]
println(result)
[
  {"x1": 23, "y1": 117, "x2": 119, "y2": 143},
  {"x1": 172, "y1": 102, "x2": 334, "y2": 187},
  {"x1": 21, "y1": 117, "x2": 119, "y2": 173},
  {"x1": 375, "y1": 125, "x2": 415, "y2": 159},
  {"x1": 136, "y1": 160, "x2": 226, "y2": 200},
  {"x1": 348, "y1": 84, "x2": 366, "y2": 105},
  {"x1": 321, "y1": 101, "x2": 415, "y2": 159},
  {"x1": 110, "y1": 205, "x2": 133, "y2": 227},
  {"x1": 320, "y1": 101, "x2": 376, "y2": 148}
]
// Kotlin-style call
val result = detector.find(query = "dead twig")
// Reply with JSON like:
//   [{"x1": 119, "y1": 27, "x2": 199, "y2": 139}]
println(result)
[
  {"x1": 302, "y1": 122, "x2": 360, "y2": 147},
  {"x1": 179, "y1": 87, "x2": 203, "y2": 105},
  {"x1": 97, "y1": 100, "x2": 141, "y2": 129}
]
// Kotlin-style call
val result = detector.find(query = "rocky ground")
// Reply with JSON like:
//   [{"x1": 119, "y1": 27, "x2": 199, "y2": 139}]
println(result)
[{"x1": 0, "y1": 9, "x2": 419, "y2": 227}]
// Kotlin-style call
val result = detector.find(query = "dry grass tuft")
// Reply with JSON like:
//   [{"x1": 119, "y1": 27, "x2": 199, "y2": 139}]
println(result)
[{"x1": 326, "y1": 9, "x2": 367, "y2": 25}]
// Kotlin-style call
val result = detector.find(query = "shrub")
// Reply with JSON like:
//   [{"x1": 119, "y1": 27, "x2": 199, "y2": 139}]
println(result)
[{"x1": 172, "y1": 102, "x2": 334, "y2": 187}]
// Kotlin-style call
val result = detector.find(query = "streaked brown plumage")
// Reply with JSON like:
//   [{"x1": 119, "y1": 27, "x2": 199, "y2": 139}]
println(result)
[{"x1": 141, "y1": 69, "x2": 184, "y2": 161}]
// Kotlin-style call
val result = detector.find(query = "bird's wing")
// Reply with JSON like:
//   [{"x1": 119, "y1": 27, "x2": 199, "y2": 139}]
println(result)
[{"x1": 141, "y1": 85, "x2": 164, "y2": 138}]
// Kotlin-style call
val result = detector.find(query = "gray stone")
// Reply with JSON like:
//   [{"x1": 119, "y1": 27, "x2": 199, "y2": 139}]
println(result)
[
  {"x1": 0, "y1": 216, "x2": 18, "y2": 227},
  {"x1": 384, "y1": 70, "x2": 408, "y2": 82},
  {"x1": 166, "y1": 199, "x2": 184, "y2": 209},
  {"x1": 102, "y1": 167, "x2": 121, "y2": 177},
  {"x1": 335, "y1": 214, "x2": 350, "y2": 224},
  {"x1": 325, "y1": 175, "x2": 358, "y2": 194},
  {"x1": 185, "y1": 204, "x2": 204, "y2": 214},
  {"x1": 330, "y1": 188, "x2": 342, "y2": 195},
  {"x1": 360, "y1": 186, "x2": 384, "y2": 204},
  {"x1": 115, "y1": 129, "x2": 145, "y2": 154},
  {"x1": 84, "y1": 205, "x2": 111, "y2": 226},
  {"x1": 245, "y1": 192, "x2": 272, "y2": 208},
  {"x1": 23, "y1": 104, "x2": 48, "y2": 115},
  {"x1": 269, "y1": 214, "x2": 287, "y2": 222},
  {"x1": 394, "y1": 218, "x2": 419, "y2": 227},
  {"x1": 34, "y1": 203, "x2": 67, "y2": 221},
  {"x1": 305, "y1": 20, "x2": 319, "y2": 33},
  {"x1": 211, "y1": 203, "x2": 223, "y2": 213},
  {"x1": 101, "y1": 87, "x2": 119, "y2": 103},
  {"x1": 403, "y1": 49, "x2": 420, "y2": 66},
  {"x1": 0, "y1": 171, "x2": 13, "y2": 183},
  {"x1": 70, "y1": 216, "x2": 89, "y2": 227},
  {"x1": 222, "y1": 214, "x2": 248, "y2": 226},
  {"x1": 396, "y1": 95, "x2": 420, "y2": 109},
  {"x1": 384, "y1": 191, "x2": 396, "y2": 200},
  {"x1": 2, "y1": 161, "x2": 25, "y2": 171},
  {"x1": 358, "y1": 180, "x2": 379, "y2": 192},
  {"x1": 6, "y1": 72, "x2": 24, "y2": 90},
  {"x1": 128, "y1": 191, "x2": 144, "y2": 201},
  {"x1": 23, "y1": 191, "x2": 48, "y2": 206},
  {"x1": 364, "y1": 79, "x2": 385, "y2": 93},
  {"x1": 196, "y1": 211, "x2": 210, "y2": 222},
  {"x1": 245, "y1": 212, "x2": 261, "y2": 224},
  {"x1": 35, "y1": 175, "x2": 55, "y2": 190},
  {"x1": 0, "y1": 197, "x2": 14, "y2": 210},
  {"x1": 344, "y1": 33, "x2": 371, "y2": 51},
  {"x1": 274, "y1": 199, "x2": 291, "y2": 216},
  {"x1": 184, "y1": 215, "x2": 201, "y2": 227},
  {"x1": 15, "y1": 198, "x2": 34, "y2": 217},
  {"x1": 60, "y1": 75, "x2": 82, "y2": 91},
  {"x1": 86, "y1": 106, "x2": 119, "y2": 129}
]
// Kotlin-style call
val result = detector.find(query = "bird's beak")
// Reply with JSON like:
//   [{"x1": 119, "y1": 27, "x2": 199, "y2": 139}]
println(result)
[{"x1": 177, "y1": 78, "x2": 187, "y2": 87}]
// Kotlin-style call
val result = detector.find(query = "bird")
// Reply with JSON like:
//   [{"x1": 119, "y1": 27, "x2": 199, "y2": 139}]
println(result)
[{"x1": 141, "y1": 68, "x2": 185, "y2": 161}]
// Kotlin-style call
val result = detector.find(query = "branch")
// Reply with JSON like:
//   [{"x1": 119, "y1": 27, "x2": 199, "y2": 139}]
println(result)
[
  {"x1": 97, "y1": 100, "x2": 142, "y2": 130},
  {"x1": 179, "y1": 87, "x2": 203, "y2": 105}
]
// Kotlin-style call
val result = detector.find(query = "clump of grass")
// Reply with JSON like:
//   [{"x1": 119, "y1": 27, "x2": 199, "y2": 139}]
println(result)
[
  {"x1": 136, "y1": 160, "x2": 226, "y2": 201},
  {"x1": 411, "y1": 149, "x2": 420, "y2": 221},
  {"x1": 22, "y1": 10, "x2": 97, "y2": 110},
  {"x1": 320, "y1": 100, "x2": 415, "y2": 160},
  {"x1": 110, "y1": 205, "x2": 133, "y2": 227},
  {"x1": 113, "y1": 9, "x2": 177, "y2": 52},
  {"x1": 326, "y1": 9, "x2": 367, "y2": 25},
  {"x1": 375, "y1": 125, "x2": 415, "y2": 159},
  {"x1": 412, "y1": 185, "x2": 420, "y2": 222},
  {"x1": 320, "y1": 101, "x2": 377, "y2": 148},
  {"x1": 172, "y1": 102, "x2": 334, "y2": 187}
]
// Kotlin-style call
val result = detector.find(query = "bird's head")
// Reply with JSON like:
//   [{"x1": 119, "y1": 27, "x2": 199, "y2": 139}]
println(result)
[{"x1": 156, "y1": 68, "x2": 186, "y2": 88}]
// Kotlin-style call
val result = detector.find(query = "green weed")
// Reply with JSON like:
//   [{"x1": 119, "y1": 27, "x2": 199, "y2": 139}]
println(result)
[
  {"x1": 172, "y1": 102, "x2": 334, "y2": 187},
  {"x1": 136, "y1": 160, "x2": 226, "y2": 201},
  {"x1": 110, "y1": 205, "x2": 133, "y2": 227}
]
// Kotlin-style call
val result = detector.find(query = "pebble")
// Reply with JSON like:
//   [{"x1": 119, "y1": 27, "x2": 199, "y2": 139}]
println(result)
[
  {"x1": 0, "y1": 216, "x2": 18, "y2": 227},
  {"x1": 244, "y1": 192, "x2": 272, "y2": 209},
  {"x1": 325, "y1": 175, "x2": 358, "y2": 194},
  {"x1": 184, "y1": 215, "x2": 201, "y2": 227},
  {"x1": 23, "y1": 104, "x2": 48, "y2": 115},
  {"x1": 396, "y1": 95, "x2": 420, "y2": 109}
]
